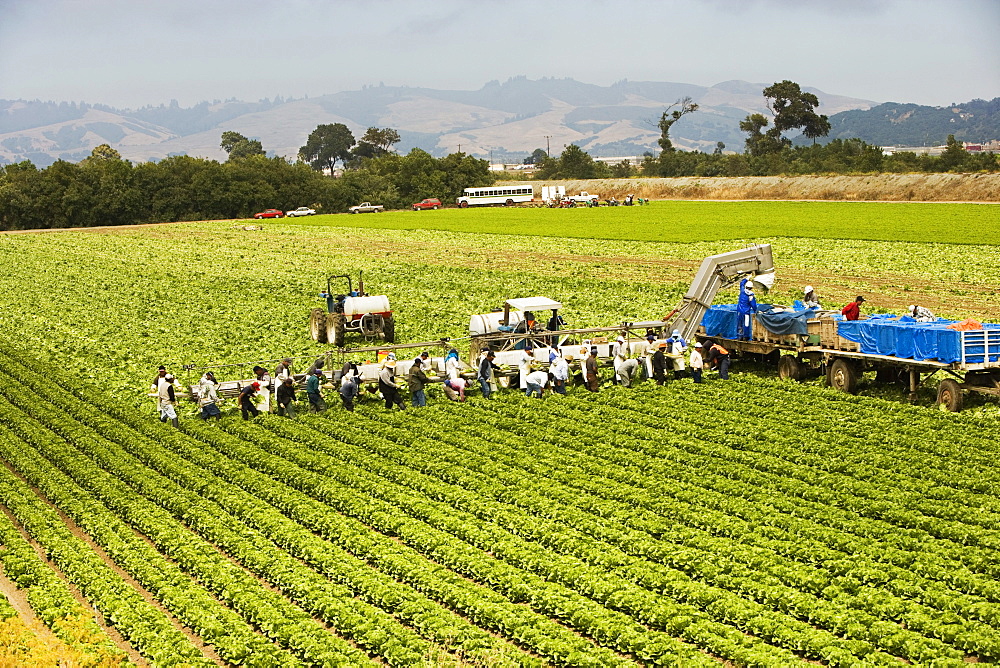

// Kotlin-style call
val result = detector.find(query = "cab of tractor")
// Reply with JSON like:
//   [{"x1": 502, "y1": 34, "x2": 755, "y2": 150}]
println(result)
[{"x1": 309, "y1": 271, "x2": 395, "y2": 347}]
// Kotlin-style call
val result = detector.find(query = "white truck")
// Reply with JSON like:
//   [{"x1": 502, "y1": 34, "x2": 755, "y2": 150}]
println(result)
[
  {"x1": 349, "y1": 202, "x2": 384, "y2": 214},
  {"x1": 565, "y1": 191, "x2": 599, "y2": 205}
]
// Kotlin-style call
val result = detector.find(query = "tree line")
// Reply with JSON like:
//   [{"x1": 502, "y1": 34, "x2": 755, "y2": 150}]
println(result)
[{"x1": 0, "y1": 130, "x2": 493, "y2": 230}]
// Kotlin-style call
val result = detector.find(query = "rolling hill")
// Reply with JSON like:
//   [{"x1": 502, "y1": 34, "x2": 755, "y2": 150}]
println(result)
[{"x1": 0, "y1": 77, "x2": 875, "y2": 167}]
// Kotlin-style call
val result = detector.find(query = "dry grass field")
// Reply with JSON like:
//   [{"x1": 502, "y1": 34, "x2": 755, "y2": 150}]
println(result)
[{"x1": 509, "y1": 173, "x2": 1000, "y2": 202}]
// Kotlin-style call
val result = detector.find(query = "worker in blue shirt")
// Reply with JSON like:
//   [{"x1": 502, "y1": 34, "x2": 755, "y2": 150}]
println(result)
[{"x1": 736, "y1": 277, "x2": 758, "y2": 341}]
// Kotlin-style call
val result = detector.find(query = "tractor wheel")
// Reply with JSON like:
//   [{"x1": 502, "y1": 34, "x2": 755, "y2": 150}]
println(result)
[
  {"x1": 383, "y1": 317, "x2": 396, "y2": 343},
  {"x1": 777, "y1": 355, "x2": 803, "y2": 381},
  {"x1": 326, "y1": 314, "x2": 346, "y2": 347},
  {"x1": 828, "y1": 358, "x2": 858, "y2": 394},
  {"x1": 937, "y1": 378, "x2": 963, "y2": 412},
  {"x1": 309, "y1": 309, "x2": 327, "y2": 343}
]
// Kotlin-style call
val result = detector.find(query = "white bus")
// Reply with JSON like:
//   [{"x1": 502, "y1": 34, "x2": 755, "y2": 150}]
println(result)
[{"x1": 456, "y1": 185, "x2": 534, "y2": 208}]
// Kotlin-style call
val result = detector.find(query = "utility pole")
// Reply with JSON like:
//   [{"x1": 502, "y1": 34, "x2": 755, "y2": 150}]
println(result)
[
  {"x1": 457, "y1": 144, "x2": 462, "y2": 154},
  {"x1": 544, "y1": 135, "x2": 551, "y2": 157}
]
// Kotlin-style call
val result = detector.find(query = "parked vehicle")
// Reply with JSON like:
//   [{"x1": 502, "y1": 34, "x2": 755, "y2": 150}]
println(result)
[
  {"x1": 413, "y1": 198, "x2": 441, "y2": 211},
  {"x1": 253, "y1": 209, "x2": 284, "y2": 219},
  {"x1": 456, "y1": 186, "x2": 534, "y2": 208},
  {"x1": 349, "y1": 202, "x2": 384, "y2": 214},
  {"x1": 565, "y1": 191, "x2": 600, "y2": 205},
  {"x1": 285, "y1": 207, "x2": 316, "y2": 217}
]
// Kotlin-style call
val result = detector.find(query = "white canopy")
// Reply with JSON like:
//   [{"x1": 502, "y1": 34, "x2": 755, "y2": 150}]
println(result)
[{"x1": 505, "y1": 296, "x2": 562, "y2": 312}]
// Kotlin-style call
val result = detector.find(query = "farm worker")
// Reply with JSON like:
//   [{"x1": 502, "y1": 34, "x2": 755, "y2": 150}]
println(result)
[
  {"x1": 252, "y1": 365, "x2": 271, "y2": 412},
  {"x1": 442, "y1": 377, "x2": 468, "y2": 402},
  {"x1": 444, "y1": 348, "x2": 461, "y2": 380},
  {"x1": 651, "y1": 342, "x2": 669, "y2": 386},
  {"x1": 525, "y1": 368, "x2": 548, "y2": 398},
  {"x1": 803, "y1": 286, "x2": 822, "y2": 309},
  {"x1": 689, "y1": 342, "x2": 704, "y2": 384},
  {"x1": 276, "y1": 377, "x2": 297, "y2": 418},
  {"x1": 706, "y1": 341, "x2": 731, "y2": 380},
  {"x1": 341, "y1": 362, "x2": 362, "y2": 387},
  {"x1": 306, "y1": 369, "x2": 326, "y2": 412},
  {"x1": 514, "y1": 311, "x2": 537, "y2": 335},
  {"x1": 907, "y1": 304, "x2": 935, "y2": 322},
  {"x1": 575, "y1": 346, "x2": 589, "y2": 387},
  {"x1": 550, "y1": 354, "x2": 569, "y2": 395},
  {"x1": 409, "y1": 357, "x2": 429, "y2": 407},
  {"x1": 611, "y1": 335, "x2": 628, "y2": 385},
  {"x1": 273, "y1": 358, "x2": 293, "y2": 381},
  {"x1": 151, "y1": 365, "x2": 168, "y2": 391},
  {"x1": 841, "y1": 296, "x2": 865, "y2": 321},
  {"x1": 239, "y1": 382, "x2": 261, "y2": 420},
  {"x1": 584, "y1": 346, "x2": 600, "y2": 392},
  {"x1": 517, "y1": 346, "x2": 534, "y2": 390},
  {"x1": 736, "y1": 277, "x2": 757, "y2": 341},
  {"x1": 478, "y1": 351, "x2": 501, "y2": 399},
  {"x1": 197, "y1": 371, "x2": 222, "y2": 420},
  {"x1": 412, "y1": 351, "x2": 430, "y2": 369},
  {"x1": 618, "y1": 358, "x2": 640, "y2": 388},
  {"x1": 636, "y1": 334, "x2": 655, "y2": 380},
  {"x1": 154, "y1": 372, "x2": 180, "y2": 428},
  {"x1": 667, "y1": 329, "x2": 687, "y2": 380},
  {"x1": 546, "y1": 310, "x2": 566, "y2": 346},
  {"x1": 378, "y1": 355, "x2": 406, "y2": 411},
  {"x1": 339, "y1": 373, "x2": 360, "y2": 412}
]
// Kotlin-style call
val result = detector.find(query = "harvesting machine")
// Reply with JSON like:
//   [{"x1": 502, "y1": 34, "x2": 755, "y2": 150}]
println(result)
[{"x1": 309, "y1": 271, "x2": 396, "y2": 347}]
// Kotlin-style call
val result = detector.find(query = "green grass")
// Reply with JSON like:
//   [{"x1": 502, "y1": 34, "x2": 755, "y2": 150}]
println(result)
[{"x1": 280, "y1": 201, "x2": 1000, "y2": 245}]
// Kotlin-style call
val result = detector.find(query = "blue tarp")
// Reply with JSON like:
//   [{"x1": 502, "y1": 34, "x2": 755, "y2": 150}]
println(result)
[
  {"x1": 836, "y1": 316, "x2": 1000, "y2": 364},
  {"x1": 757, "y1": 306, "x2": 818, "y2": 335}
]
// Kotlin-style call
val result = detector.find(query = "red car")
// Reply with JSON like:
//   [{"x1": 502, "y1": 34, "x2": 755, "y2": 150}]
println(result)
[
  {"x1": 412, "y1": 198, "x2": 441, "y2": 211},
  {"x1": 253, "y1": 209, "x2": 284, "y2": 219}
]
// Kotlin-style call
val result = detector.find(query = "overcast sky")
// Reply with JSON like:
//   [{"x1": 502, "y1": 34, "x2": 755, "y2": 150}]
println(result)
[{"x1": 2, "y1": 0, "x2": 997, "y2": 109}]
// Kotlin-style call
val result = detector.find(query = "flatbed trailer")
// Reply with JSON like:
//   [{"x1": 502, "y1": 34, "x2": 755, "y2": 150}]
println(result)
[{"x1": 699, "y1": 314, "x2": 1000, "y2": 411}]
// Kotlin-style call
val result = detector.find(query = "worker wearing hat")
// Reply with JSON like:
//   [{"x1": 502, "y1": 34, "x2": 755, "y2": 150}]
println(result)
[
  {"x1": 651, "y1": 341, "x2": 669, "y2": 386},
  {"x1": 803, "y1": 286, "x2": 821, "y2": 309},
  {"x1": 198, "y1": 371, "x2": 222, "y2": 421},
  {"x1": 689, "y1": 342, "x2": 704, "y2": 384},
  {"x1": 841, "y1": 296, "x2": 865, "y2": 321},
  {"x1": 153, "y1": 370, "x2": 180, "y2": 427},
  {"x1": 907, "y1": 304, "x2": 935, "y2": 322},
  {"x1": 239, "y1": 381, "x2": 261, "y2": 420},
  {"x1": 477, "y1": 350, "x2": 502, "y2": 399},
  {"x1": 274, "y1": 357, "x2": 294, "y2": 380},
  {"x1": 378, "y1": 354, "x2": 406, "y2": 411},
  {"x1": 611, "y1": 335, "x2": 628, "y2": 385},
  {"x1": 736, "y1": 277, "x2": 758, "y2": 341},
  {"x1": 306, "y1": 368, "x2": 326, "y2": 412}
]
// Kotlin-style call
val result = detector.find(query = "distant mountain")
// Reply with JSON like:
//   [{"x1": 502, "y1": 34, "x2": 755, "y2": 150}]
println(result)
[
  {"x1": 0, "y1": 77, "x2": 877, "y2": 167},
  {"x1": 795, "y1": 98, "x2": 1000, "y2": 147}
]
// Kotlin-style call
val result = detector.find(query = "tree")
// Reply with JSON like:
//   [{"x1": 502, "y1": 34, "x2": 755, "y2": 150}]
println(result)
[
  {"x1": 657, "y1": 97, "x2": 699, "y2": 153},
  {"x1": 219, "y1": 131, "x2": 265, "y2": 161},
  {"x1": 299, "y1": 123, "x2": 355, "y2": 173},
  {"x1": 524, "y1": 148, "x2": 548, "y2": 165},
  {"x1": 739, "y1": 114, "x2": 776, "y2": 157},
  {"x1": 87, "y1": 144, "x2": 123, "y2": 161},
  {"x1": 939, "y1": 134, "x2": 968, "y2": 171},
  {"x1": 350, "y1": 127, "x2": 401, "y2": 165},
  {"x1": 713, "y1": 142, "x2": 725, "y2": 155},
  {"x1": 762, "y1": 80, "x2": 830, "y2": 146}
]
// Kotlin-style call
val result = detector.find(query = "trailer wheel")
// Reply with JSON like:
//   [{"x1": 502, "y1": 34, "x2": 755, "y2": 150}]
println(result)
[
  {"x1": 778, "y1": 355, "x2": 803, "y2": 381},
  {"x1": 828, "y1": 359, "x2": 858, "y2": 394},
  {"x1": 309, "y1": 309, "x2": 328, "y2": 343},
  {"x1": 383, "y1": 317, "x2": 396, "y2": 343},
  {"x1": 937, "y1": 379, "x2": 963, "y2": 412}
]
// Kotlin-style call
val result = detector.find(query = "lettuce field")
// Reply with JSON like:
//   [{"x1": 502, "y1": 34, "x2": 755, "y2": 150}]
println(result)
[{"x1": 0, "y1": 202, "x2": 998, "y2": 665}]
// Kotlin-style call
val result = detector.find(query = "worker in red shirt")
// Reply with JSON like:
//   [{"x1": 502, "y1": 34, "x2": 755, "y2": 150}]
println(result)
[{"x1": 841, "y1": 296, "x2": 866, "y2": 321}]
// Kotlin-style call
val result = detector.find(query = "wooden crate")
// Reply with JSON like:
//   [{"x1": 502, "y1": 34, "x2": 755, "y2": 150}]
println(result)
[{"x1": 820, "y1": 317, "x2": 859, "y2": 351}]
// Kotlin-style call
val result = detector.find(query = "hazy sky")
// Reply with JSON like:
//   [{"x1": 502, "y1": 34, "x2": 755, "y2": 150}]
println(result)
[{"x1": 2, "y1": 0, "x2": 997, "y2": 109}]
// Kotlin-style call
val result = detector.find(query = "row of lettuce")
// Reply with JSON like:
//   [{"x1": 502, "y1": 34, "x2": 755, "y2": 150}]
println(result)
[{"x1": 0, "y1": 346, "x2": 997, "y2": 664}]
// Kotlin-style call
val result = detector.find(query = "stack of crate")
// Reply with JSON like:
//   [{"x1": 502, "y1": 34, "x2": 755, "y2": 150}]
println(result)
[{"x1": 820, "y1": 317, "x2": 860, "y2": 352}]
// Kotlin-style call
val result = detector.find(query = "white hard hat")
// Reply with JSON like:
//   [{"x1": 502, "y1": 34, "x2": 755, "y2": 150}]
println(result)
[
  {"x1": 804, "y1": 285, "x2": 813, "y2": 294},
  {"x1": 907, "y1": 305, "x2": 916, "y2": 313},
  {"x1": 694, "y1": 342, "x2": 703, "y2": 348}
]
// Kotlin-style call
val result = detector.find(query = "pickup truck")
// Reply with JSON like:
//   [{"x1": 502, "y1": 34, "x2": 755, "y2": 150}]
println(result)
[
  {"x1": 565, "y1": 191, "x2": 599, "y2": 204},
  {"x1": 349, "y1": 202, "x2": 384, "y2": 214}
]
